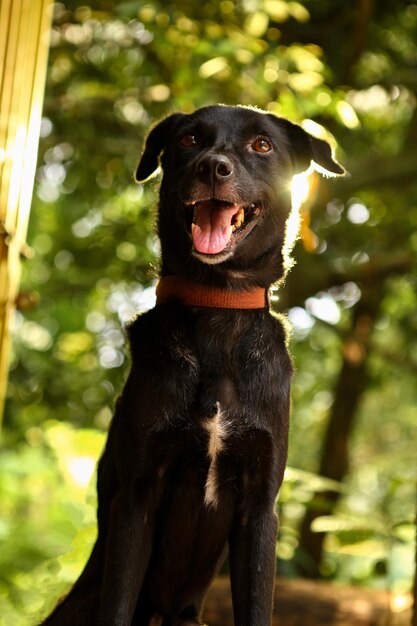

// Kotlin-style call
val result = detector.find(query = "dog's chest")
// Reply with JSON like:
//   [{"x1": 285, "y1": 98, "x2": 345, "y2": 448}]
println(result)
[
  {"x1": 129, "y1": 306, "x2": 290, "y2": 503},
  {"x1": 189, "y1": 312, "x2": 285, "y2": 506},
  {"x1": 201, "y1": 401, "x2": 233, "y2": 508}
]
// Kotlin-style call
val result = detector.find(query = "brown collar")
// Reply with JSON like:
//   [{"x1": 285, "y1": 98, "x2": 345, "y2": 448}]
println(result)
[{"x1": 156, "y1": 275, "x2": 269, "y2": 309}]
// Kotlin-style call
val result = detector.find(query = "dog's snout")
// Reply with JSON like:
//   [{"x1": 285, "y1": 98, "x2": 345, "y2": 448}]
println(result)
[
  {"x1": 196, "y1": 154, "x2": 234, "y2": 182},
  {"x1": 216, "y1": 158, "x2": 233, "y2": 178}
]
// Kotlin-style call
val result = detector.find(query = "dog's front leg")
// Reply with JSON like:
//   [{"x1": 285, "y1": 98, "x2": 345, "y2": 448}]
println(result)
[
  {"x1": 98, "y1": 486, "x2": 155, "y2": 626},
  {"x1": 229, "y1": 505, "x2": 278, "y2": 626}
]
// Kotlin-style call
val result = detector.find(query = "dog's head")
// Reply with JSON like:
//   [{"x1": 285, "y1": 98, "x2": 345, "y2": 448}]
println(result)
[{"x1": 135, "y1": 105, "x2": 344, "y2": 287}]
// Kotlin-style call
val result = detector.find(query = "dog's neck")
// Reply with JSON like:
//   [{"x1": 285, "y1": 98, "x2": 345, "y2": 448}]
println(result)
[{"x1": 156, "y1": 275, "x2": 269, "y2": 309}]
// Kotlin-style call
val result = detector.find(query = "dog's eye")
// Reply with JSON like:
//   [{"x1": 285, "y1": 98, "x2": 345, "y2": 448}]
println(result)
[
  {"x1": 252, "y1": 137, "x2": 273, "y2": 153},
  {"x1": 179, "y1": 134, "x2": 198, "y2": 148}
]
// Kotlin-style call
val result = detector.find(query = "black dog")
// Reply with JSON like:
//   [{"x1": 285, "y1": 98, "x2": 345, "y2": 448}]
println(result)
[{"x1": 41, "y1": 105, "x2": 343, "y2": 626}]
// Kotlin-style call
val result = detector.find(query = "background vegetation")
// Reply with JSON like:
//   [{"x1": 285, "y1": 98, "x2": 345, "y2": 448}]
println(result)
[{"x1": 1, "y1": 0, "x2": 416, "y2": 623}]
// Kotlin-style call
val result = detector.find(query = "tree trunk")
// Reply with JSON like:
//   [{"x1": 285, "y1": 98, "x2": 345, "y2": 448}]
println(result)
[
  {"x1": 412, "y1": 500, "x2": 417, "y2": 626},
  {"x1": 296, "y1": 280, "x2": 384, "y2": 577}
]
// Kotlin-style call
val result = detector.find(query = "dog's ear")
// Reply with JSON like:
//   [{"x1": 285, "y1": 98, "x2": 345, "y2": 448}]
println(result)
[
  {"x1": 135, "y1": 113, "x2": 185, "y2": 183},
  {"x1": 269, "y1": 116, "x2": 345, "y2": 177}
]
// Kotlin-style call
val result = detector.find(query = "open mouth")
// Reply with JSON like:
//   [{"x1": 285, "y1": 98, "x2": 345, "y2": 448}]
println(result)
[{"x1": 185, "y1": 199, "x2": 261, "y2": 256}]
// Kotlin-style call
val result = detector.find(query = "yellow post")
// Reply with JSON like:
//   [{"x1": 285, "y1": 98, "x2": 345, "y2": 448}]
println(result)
[{"x1": 0, "y1": 0, "x2": 52, "y2": 423}]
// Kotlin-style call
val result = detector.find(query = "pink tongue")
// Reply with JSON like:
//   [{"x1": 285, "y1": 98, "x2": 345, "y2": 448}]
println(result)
[{"x1": 192, "y1": 201, "x2": 239, "y2": 254}]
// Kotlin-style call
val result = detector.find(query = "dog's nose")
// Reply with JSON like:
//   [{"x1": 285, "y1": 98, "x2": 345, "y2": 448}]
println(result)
[{"x1": 196, "y1": 154, "x2": 234, "y2": 182}]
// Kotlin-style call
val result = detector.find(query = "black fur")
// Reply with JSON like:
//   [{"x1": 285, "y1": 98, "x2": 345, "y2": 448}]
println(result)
[{"x1": 41, "y1": 105, "x2": 343, "y2": 626}]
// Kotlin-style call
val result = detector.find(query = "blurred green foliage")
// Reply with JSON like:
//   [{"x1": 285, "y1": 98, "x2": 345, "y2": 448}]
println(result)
[{"x1": 1, "y1": 0, "x2": 417, "y2": 622}]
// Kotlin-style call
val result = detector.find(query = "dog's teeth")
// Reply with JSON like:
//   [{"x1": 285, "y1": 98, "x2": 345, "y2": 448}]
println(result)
[{"x1": 234, "y1": 207, "x2": 245, "y2": 228}]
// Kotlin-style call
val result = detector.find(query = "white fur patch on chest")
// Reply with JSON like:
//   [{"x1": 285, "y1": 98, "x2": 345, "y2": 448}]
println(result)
[{"x1": 203, "y1": 402, "x2": 228, "y2": 509}]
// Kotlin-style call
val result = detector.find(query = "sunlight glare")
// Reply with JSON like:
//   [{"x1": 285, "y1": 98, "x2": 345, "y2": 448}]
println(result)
[
  {"x1": 67, "y1": 456, "x2": 96, "y2": 488},
  {"x1": 291, "y1": 172, "x2": 310, "y2": 209},
  {"x1": 391, "y1": 594, "x2": 412, "y2": 612},
  {"x1": 282, "y1": 172, "x2": 311, "y2": 269}
]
